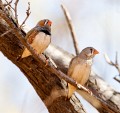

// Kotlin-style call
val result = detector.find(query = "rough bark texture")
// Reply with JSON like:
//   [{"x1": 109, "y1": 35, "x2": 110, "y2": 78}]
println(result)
[
  {"x1": 0, "y1": 1, "x2": 86, "y2": 113},
  {"x1": 0, "y1": 1, "x2": 120, "y2": 113},
  {"x1": 46, "y1": 45, "x2": 120, "y2": 113},
  {"x1": 0, "y1": 17, "x2": 86, "y2": 113}
]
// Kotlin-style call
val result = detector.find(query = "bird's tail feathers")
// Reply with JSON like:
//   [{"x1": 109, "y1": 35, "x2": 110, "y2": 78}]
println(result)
[
  {"x1": 21, "y1": 48, "x2": 31, "y2": 58},
  {"x1": 68, "y1": 83, "x2": 76, "y2": 99}
]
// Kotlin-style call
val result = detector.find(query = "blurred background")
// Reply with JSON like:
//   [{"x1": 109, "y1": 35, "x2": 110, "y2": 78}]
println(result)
[{"x1": 0, "y1": 0, "x2": 120, "y2": 113}]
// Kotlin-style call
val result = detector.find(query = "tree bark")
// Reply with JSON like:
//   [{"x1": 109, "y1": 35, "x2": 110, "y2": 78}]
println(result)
[
  {"x1": 0, "y1": 1, "x2": 86, "y2": 113},
  {"x1": 0, "y1": 1, "x2": 120, "y2": 113}
]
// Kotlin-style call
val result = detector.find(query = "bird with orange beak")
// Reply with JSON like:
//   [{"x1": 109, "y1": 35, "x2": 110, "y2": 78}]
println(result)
[
  {"x1": 67, "y1": 47, "x2": 99, "y2": 99},
  {"x1": 21, "y1": 19, "x2": 52, "y2": 58}
]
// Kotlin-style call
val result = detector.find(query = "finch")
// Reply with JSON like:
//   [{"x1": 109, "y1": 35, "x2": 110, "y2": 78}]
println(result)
[
  {"x1": 21, "y1": 19, "x2": 52, "y2": 58},
  {"x1": 67, "y1": 47, "x2": 99, "y2": 98}
]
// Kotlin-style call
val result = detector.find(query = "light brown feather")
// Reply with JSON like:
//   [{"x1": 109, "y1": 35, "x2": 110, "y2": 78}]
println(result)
[
  {"x1": 21, "y1": 32, "x2": 51, "y2": 58},
  {"x1": 68, "y1": 57, "x2": 91, "y2": 98}
]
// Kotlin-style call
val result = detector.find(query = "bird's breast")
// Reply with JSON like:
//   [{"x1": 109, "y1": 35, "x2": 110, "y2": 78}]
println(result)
[
  {"x1": 86, "y1": 59, "x2": 93, "y2": 66},
  {"x1": 72, "y1": 63, "x2": 91, "y2": 85},
  {"x1": 31, "y1": 32, "x2": 51, "y2": 54}
]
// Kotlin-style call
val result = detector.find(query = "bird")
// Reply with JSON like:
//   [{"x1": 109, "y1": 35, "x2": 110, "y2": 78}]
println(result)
[
  {"x1": 21, "y1": 19, "x2": 52, "y2": 58},
  {"x1": 67, "y1": 47, "x2": 99, "y2": 99}
]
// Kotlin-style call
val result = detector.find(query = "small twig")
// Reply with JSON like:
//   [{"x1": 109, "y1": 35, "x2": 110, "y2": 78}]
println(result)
[
  {"x1": 0, "y1": 29, "x2": 12, "y2": 37},
  {"x1": 4, "y1": 0, "x2": 14, "y2": 10},
  {"x1": 114, "y1": 76, "x2": 120, "y2": 83},
  {"x1": 4, "y1": 0, "x2": 13, "y2": 7},
  {"x1": 61, "y1": 4, "x2": 80, "y2": 55},
  {"x1": 19, "y1": 2, "x2": 31, "y2": 29},
  {"x1": 104, "y1": 53, "x2": 120, "y2": 83},
  {"x1": 14, "y1": 0, "x2": 19, "y2": 26},
  {"x1": 115, "y1": 52, "x2": 118, "y2": 65},
  {"x1": 0, "y1": 9, "x2": 90, "y2": 95}
]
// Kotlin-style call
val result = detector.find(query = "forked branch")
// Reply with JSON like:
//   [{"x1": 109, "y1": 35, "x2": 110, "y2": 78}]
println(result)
[{"x1": 104, "y1": 53, "x2": 120, "y2": 83}]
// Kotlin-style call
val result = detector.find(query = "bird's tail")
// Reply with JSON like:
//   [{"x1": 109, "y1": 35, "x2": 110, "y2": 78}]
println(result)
[
  {"x1": 68, "y1": 83, "x2": 76, "y2": 99},
  {"x1": 21, "y1": 48, "x2": 31, "y2": 58}
]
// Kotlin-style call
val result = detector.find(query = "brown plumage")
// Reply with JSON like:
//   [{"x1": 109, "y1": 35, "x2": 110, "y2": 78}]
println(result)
[
  {"x1": 67, "y1": 47, "x2": 99, "y2": 98},
  {"x1": 21, "y1": 19, "x2": 52, "y2": 58}
]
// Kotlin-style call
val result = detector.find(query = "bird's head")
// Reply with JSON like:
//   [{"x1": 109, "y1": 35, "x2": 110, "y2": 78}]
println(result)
[
  {"x1": 80, "y1": 47, "x2": 99, "y2": 60},
  {"x1": 36, "y1": 19, "x2": 52, "y2": 34}
]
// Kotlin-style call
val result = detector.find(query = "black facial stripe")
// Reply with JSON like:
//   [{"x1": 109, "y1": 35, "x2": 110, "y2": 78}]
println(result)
[
  {"x1": 90, "y1": 48, "x2": 93, "y2": 53},
  {"x1": 41, "y1": 29, "x2": 51, "y2": 35}
]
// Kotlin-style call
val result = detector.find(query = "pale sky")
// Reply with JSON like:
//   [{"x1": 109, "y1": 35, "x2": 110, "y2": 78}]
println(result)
[{"x1": 0, "y1": 0, "x2": 120, "y2": 113}]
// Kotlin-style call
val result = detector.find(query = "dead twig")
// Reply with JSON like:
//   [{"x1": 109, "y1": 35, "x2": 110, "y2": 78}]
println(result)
[
  {"x1": 3, "y1": 0, "x2": 31, "y2": 35},
  {"x1": 19, "y1": 2, "x2": 31, "y2": 29},
  {"x1": 114, "y1": 76, "x2": 120, "y2": 83},
  {"x1": 14, "y1": 0, "x2": 19, "y2": 26},
  {"x1": 4, "y1": 0, "x2": 13, "y2": 7},
  {"x1": 61, "y1": 4, "x2": 80, "y2": 55},
  {"x1": 4, "y1": 0, "x2": 14, "y2": 10},
  {"x1": 104, "y1": 53, "x2": 120, "y2": 83},
  {"x1": 0, "y1": 9, "x2": 91, "y2": 95}
]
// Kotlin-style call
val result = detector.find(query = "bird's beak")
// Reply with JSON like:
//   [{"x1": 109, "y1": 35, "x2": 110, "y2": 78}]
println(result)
[{"x1": 93, "y1": 49, "x2": 99, "y2": 54}]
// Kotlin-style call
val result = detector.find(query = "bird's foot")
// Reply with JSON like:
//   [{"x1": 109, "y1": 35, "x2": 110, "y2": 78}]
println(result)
[
  {"x1": 34, "y1": 49, "x2": 39, "y2": 56},
  {"x1": 77, "y1": 83, "x2": 92, "y2": 96},
  {"x1": 45, "y1": 58, "x2": 49, "y2": 66},
  {"x1": 42, "y1": 53, "x2": 49, "y2": 66}
]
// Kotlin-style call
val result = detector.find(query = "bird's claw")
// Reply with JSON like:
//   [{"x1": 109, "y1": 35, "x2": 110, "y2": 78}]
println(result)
[
  {"x1": 45, "y1": 58, "x2": 49, "y2": 66},
  {"x1": 77, "y1": 83, "x2": 92, "y2": 95}
]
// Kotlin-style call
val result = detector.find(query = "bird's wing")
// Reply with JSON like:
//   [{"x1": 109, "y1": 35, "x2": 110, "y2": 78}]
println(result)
[
  {"x1": 25, "y1": 28, "x2": 38, "y2": 44},
  {"x1": 68, "y1": 57, "x2": 91, "y2": 98},
  {"x1": 67, "y1": 56, "x2": 79, "y2": 98},
  {"x1": 67, "y1": 56, "x2": 78, "y2": 76}
]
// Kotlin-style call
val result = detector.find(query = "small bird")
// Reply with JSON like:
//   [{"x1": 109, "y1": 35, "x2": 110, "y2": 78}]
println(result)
[
  {"x1": 21, "y1": 19, "x2": 52, "y2": 58},
  {"x1": 67, "y1": 47, "x2": 99, "y2": 99}
]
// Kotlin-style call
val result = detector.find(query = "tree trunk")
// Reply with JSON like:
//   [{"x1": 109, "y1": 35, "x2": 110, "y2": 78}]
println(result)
[{"x1": 0, "y1": 1, "x2": 120, "y2": 113}]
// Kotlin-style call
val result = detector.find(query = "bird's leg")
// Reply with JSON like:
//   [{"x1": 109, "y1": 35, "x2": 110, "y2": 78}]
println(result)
[
  {"x1": 76, "y1": 82, "x2": 92, "y2": 95},
  {"x1": 42, "y1": 53, "x2": 49, "y2": 66},
  {"x1": 33, "y1": 49, "x2": 39, "y2": 56}
]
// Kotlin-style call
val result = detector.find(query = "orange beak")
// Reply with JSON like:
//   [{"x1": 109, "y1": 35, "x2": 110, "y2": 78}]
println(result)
[
  {"x1": 47, "y1": 20, "x2": 52, "y2": 26},
  {"x1": 93, "y1": 49, "x2": 99, "y2": 54}
]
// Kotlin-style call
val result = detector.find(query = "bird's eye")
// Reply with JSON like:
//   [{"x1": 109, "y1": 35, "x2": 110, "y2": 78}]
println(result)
[{"x1": 90, "y1": 48, "x2": 93, "y2": 53}]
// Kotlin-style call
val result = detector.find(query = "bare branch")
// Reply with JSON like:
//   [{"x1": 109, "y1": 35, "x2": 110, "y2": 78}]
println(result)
[
  {"x1": 104, "y1": 53, "x2": 120, "y2": 83},
  {"x1": 104, "y1": 53, "x2": 113, "y2": 65},
  {"x1": 14, "y1": 0, "x2": 19, "y2": 26},
  {"x1": 4, "y1": 0, "x2": 13, "y2": 7},
  {"x1": 115, "y1": 51, "x2": 118, "y2": 65},
  {"x1": 114, "y1": 76, "x2": 120, "y2": 83},
  {"x1": 61, "y1": 4, "x2": 80, "y2": 55},
  {"x1": 0, "y1": 9, "x2": 91, "y2": 95},
  {"x1": 19, "y1": 2, "x2": 31, "y2": 29},
  {"x1": 4, "y1": 0, "x2": 14, "y2": 10}
]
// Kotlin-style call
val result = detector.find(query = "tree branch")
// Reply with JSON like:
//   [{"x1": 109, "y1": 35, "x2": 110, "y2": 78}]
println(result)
[
  {"x1": 61, "y1": 4, "x2": 80, "y2": 55},
  {"x1": 14, "y1": 0, "x2": 19, "y2": 26},
  {"x1": 0, "y1": 1, "x2": 120, "y2": 113},
  {"x1": 0, "y1": 1, "x2": 86, "y2": 112},
  {"x1": 46, "y1": 45, "x2": 120, "y2": 113},
  {"x1": 19, "y1": 2, "x2": 31, "y2": 29},
  {"x1": 104, "y1": 53, "x2": 120, "y2": 83}
]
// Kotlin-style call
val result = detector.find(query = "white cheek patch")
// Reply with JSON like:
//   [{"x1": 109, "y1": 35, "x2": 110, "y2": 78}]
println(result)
[
  {"x1": 86, "y1": 59, "x2": 92, "y2": 65},
  {"x1": 44, "y1": 20, "x2": 48, "y2": 25}
]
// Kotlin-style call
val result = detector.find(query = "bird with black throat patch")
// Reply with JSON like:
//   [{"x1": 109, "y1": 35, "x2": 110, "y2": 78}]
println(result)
[{"x1": 21, "y1": 19, "x2": 52, "y2": 59}]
